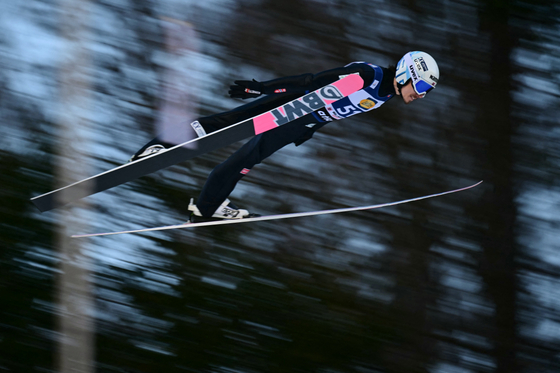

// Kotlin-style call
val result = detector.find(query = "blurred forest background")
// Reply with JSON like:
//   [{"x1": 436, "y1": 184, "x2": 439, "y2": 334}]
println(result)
[{"x1": 1, "y1": 0, "x2": 560, "y2": 372}]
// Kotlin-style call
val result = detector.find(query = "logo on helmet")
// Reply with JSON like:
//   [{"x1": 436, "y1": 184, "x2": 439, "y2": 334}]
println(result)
[
  {"x1": 430, "y1": 75, "x2": 439, "y2": 83},
  {"x1": 414, "y1": 57, "x2": 429, "y2": 72},
  {"x1": 409, "y1": 65, "x2": 419, "y2": 82}
]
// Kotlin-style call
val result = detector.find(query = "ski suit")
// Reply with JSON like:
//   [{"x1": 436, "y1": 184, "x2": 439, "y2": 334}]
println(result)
[{"x1": 194, "y1": 62, "x2": 397, "y2": 217}]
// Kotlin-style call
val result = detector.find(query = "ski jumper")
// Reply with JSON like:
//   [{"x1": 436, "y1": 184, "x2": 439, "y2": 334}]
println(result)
[{"x1": 195, "y1": 62, "x2": 397, "y2": 217}]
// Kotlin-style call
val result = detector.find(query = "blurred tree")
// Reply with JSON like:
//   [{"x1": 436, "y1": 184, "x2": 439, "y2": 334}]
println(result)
[
  {"x1": 54, "y1": 0, "x2": 96, "y2": 370},
  {"x1": 471, "y1": 1, "x2": 560, "y2": 372},
  {"x1": 0, "y1": 149, "x2": 56, "y2": 371}
]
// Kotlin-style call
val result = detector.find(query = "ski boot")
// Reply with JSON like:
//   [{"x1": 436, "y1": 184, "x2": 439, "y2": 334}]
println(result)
[
  {"x1": 128, "y1": 120, "x2": 206, "y2": 163},
  {"x1": 188, "y1": 198, "x2": 259, "y2": 222},
  {"x1": 128, "y1": 144, "x2": 168, "y2": 162}
]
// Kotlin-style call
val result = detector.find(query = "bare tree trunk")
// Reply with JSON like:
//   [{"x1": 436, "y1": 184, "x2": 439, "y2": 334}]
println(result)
[
  {"x1": 475, "y1": 2, "x2": 520, "y2": 372},
  {"x1": 55, "y1": 0, "x2": 94, "y2": 372}
]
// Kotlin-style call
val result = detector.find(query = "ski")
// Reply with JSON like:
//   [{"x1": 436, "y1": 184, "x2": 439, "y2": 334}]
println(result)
[
  {"x1": 71, "y1": 180, "x2": 482, "y2": 238},
  {"x1": 31, "y1": 74, "x2": 363, "y2": 213}
]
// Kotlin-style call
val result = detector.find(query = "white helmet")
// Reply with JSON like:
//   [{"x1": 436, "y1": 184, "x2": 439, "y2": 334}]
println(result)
[{"x1": 395, "y1": 51, "x2": 439, "y2": 96}]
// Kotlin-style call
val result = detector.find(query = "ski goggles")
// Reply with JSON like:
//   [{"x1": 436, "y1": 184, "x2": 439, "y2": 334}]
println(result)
[{"x1": 412, "y1": 79, "x2": 434, "y2": 96}]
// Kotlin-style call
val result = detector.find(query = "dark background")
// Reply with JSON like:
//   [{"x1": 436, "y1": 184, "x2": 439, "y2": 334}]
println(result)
[{"x1": 1, "y1": 0, "x2": 559, "y2": 372}]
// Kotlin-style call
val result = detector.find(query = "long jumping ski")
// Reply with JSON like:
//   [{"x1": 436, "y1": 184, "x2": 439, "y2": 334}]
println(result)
[
  {"x1": 71, "y1": 180, "x2": 482, "y2": 238},
  {"x1": 31, "y1": 74, "x2": 363, "y2": 213}
]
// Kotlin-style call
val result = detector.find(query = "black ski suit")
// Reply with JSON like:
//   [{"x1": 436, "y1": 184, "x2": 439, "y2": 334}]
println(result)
[{"x1": 195, "y1": 62, "x2": 397, "y2": 217}]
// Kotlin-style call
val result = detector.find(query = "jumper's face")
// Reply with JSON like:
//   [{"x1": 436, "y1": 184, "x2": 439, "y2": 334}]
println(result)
[{"x1": 393, "y1": 78, "x2": 424, "y2": 104}]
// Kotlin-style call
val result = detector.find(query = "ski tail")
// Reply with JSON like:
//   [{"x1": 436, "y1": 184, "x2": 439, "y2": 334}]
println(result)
[{"x1": 30, "y1": 123, "x2": 254, "y2": 212}]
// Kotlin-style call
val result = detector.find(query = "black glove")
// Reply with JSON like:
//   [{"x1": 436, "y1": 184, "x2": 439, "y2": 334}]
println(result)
[{"x1": 229, "y1": 79, "x2": 264, "y2": 99}]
